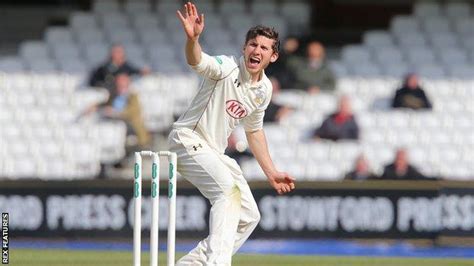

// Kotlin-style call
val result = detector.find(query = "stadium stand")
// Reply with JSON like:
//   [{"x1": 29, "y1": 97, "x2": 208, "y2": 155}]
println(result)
[{"x1": 0, "y1": 0, "x2": 472, "y2": 182}]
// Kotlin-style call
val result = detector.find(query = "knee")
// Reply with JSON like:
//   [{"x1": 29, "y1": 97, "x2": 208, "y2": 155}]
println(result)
[
  {"x1": 252, "y1": 207, "x2": 261, "y2": 224},
  {"x1": 247, "y1": 205, "x2": 261, "y2": 226}
]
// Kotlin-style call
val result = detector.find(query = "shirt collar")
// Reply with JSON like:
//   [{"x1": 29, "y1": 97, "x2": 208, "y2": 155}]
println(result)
[{"x1": 239, "y1": 56, "x2": 266, "y2": 89}]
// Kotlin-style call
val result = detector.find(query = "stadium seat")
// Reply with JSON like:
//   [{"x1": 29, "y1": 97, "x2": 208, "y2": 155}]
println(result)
[
  {"x1": 280, "y1": 1, "x2": 311, "y2": 31},
  {"x1": 413, "y1": 2, "x2": 441, "y2": 18},
  {"x1": 44, "y1": 27, "x2": 74, "y2": 44},
  {"x1": 0, "y1": 57, "x2": 25, "y2": 72},
  {"x1": 70, "y1": 12, "x2": 98, "y2": 30},
  {"x1": 250, "y1": 0, "x2": 279, "y2": 15},
  {"x1": 341, "y1": 45, "x2": 372, "y2": 65},
  {"x1": 445, "y1": 2, "x2": 471, "y2": 18},
  {"x1": 19, "y1": 41, "x2": 50, "y2": 60},
  {"x1": 391, "y1": 15, "x2": 420, "y2": 35},
  {"x1": 363, "y1": 30, "x2": 394, "y2": 49},
  {"x1": 92, "y1": 0, "x2": 121, "y2": 13}
]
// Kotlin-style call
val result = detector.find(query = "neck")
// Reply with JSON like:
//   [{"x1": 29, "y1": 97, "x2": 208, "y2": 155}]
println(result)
[{"x1": 250, "y1": 71, "x2": 262, "y2": 85}]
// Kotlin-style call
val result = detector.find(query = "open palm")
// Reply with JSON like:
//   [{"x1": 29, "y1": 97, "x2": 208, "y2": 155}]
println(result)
[{"x1": 177, "y1": 2, "x2": 205, "y2": 41}]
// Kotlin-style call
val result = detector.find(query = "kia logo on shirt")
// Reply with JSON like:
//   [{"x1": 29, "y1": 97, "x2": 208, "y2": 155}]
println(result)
[{"x1": 226, "y1": 100, "x2": 248, "y2": 119}]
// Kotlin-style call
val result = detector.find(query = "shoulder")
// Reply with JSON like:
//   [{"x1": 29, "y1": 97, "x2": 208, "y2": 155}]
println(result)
[{"x1": 212, "y1": 54, "x2": 238, "y2": 68}]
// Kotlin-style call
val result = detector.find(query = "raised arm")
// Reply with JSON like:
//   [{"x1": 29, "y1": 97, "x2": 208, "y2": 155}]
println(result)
[
  {"x1": 246, "y1": 129, "x2": 295, "y2": 195},
  {"x1": 177, "y1": 2, "x2": 204, "y2": 66}
]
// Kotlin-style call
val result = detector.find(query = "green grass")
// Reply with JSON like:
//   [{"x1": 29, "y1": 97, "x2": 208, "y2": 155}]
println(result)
[{"x1": 10, "y1": 249, "x2": 474, "y2": 266}]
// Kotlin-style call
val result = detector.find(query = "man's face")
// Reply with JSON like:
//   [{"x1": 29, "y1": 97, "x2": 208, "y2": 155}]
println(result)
[
  {"x1": 111, "y1": 46, "x2": 125, "y2": 65},
  {"x1": 115, "y1": 74, "x2": 130, "y2": 94},
  {"x1": 243, "y1": 35, "x2": 278, "y2": 76},
  {"x1": 407, "y1": 75, "x2": 418, "y2": 89},
  {"x1": 307, "y1": 42, "x2": 324, "y2": 60}
]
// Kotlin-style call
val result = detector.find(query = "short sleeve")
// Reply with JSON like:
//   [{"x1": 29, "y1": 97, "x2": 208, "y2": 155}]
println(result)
[{"x1": 242, "y1": 81, "x2": 273, "y2": 132}]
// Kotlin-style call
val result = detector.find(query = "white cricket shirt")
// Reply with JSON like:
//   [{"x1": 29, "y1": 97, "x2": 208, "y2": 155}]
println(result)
[{"x1": 173, "y1": 52, "x2": 273, "y2": 153}]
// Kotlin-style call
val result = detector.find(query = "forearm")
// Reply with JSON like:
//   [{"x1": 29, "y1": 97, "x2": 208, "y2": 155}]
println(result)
[
  {"x1": 246, "y1": 129, "x2": 277, "y2": 178},
  {"x1": 185, "y1": 38, "x2": 202, "y2": 66}
]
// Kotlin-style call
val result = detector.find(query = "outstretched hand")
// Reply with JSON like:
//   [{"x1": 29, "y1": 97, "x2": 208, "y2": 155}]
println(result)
[
  {"x1": 177, "y1": 2, "x2": 205, "y2": 41},
  {"x1": 268, "y1": 172, "x2": 296, "y2": 195}
]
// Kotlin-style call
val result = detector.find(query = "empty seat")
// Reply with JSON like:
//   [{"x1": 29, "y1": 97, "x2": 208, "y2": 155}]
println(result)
[
  {"x1": 50, "y1": 42, "x2": 81, "y2": 60},
  {"x1": 383, "y1": 62, "x2": 410, "y2": 78},
  {"x1": 124, "y1": 1, "x2": 151, "y2": 14},
  {"x1": 373, "y1": 46, "x2": 404, "y2": 64},
  {"x1": 100, "y1": 12, "x2": 129, "y2": 29},
  {"x1": 251, "y1": 0, "x2": 279, "y2": 14},
  {"x1": 96, "y1": 121, "x2": 127, "y2": 163},
  {"x1": 350, "y1": 63, "x2": 382, "y2": 77},
  {"x1": 397, "y1": 33, "x2": 427, "y2": 48},
  {"x1": 58, "y1": 60, "x2": 88, "y2": 74},
  {"x1": 70, "y1": 12, "x2": 98, "y2": 30},
  {"x1": 27, "y1": 59, "x2": 58, "y2": 73},
  {"x1": 44, "y1": 27, "x2": 74, "y2": 44},
  {"x1": 448, "y1": 65, "x2": 474, "y2": 79},
  {"x1": 83, "y1": 43, "x2": 109, "y2": 67},
  {"x1": 405, "y1": 47, "x2": 436, "y2": 66},
  {"x1": 445, "y1": 2, "x2": 471, "y2": 19},
  {"x1": 219, "y1": 1, "x2": 247, "y2": 15},
  {"x1": 421, "y1": 17, "x2": 451, "y2": 34},
  {"x1": 156, "y1": 1, "x2": 182, "y2": 14},
  {"x1": 391, "y1": 15, "x2": 420, "y2": 35},
  {"x1": 341, "y1": 45, "x2": 372, "y2": 65},
  {"x1": 75, "y1": 29, "x2": 105, "y2": 44},
  {"x1": 0, "y1": 57, "x2": 25, "y2": 72},
  {"x1": 130, "y1": 14, "x2": 159, "y2": 29},
  {"x1": 363, "y1": 30, "x2": 393, "y2": 49},
  {"x1": 438, "y1": 49, "x2": 468, "y2": 65},
  {"x1": 413, "y1": 2, "x2": 441, "y2": 18},
  {"x1": 92, "y1": 0, "x2": 121, "y2": 13},
  {"x1": 428, "y1": 33, "x2": 459, "y2": 49},
  {"x1": 19, "y1": 41, "x2": 50, "y2": 60},
  {"x1": 416, "y1": 65, "x2": 445, "y2": 79},
  {"x1": 453, "y1": 18, "x2": 474, "y2": 35},
  {"x1": 256, "y1": 14, "x2": 288, "y2": 39},
  {"x1": 137, "y1": 28, "x2": 168, "y2": 45},
  {"x1": 226, "y1": 14, "x2": 256, "y2": 34},
  {"x1": 106, "y1": 28, "x2": 137, "y2": 44},
  {"x1": 281, "y1": 1, "x2": 311, "y2": 28}
]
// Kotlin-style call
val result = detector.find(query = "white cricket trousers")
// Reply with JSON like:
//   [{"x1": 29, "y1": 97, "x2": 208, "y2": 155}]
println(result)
[{"x1": 168, "y1": 128, "x2": 261, "y2": 266}]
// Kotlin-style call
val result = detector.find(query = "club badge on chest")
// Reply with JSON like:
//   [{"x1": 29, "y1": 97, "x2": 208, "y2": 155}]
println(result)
[{"x1": 254, "y1": 87, "x2": 266, "y2": 107}]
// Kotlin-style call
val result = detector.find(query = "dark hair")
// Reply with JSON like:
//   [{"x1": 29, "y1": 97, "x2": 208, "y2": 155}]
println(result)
[{"x1": 245, "y1": 25, "x2": 280, "y2": 54}]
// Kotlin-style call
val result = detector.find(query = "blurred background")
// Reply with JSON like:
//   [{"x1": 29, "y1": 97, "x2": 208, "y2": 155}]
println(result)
[{"x1": 0, "y1": 0, "x2": 473, "y2": 262}]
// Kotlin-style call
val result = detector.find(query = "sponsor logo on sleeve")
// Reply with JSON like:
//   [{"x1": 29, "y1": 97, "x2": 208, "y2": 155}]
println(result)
[{"x1": 214, "y1": 56, "x2": 223, "y2": 65}]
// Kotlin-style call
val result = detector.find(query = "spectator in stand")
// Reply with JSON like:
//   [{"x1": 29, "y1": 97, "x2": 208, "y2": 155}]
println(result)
[
  {"x1": 88, "y1": 44, "x2": 150, "y2": 93},
  {"x1": 289, "y1": 41, "x2": 336, "y2": 94},
  {"x1": 313, "y1": 95, "x2": 359, "y2": 141},
  {"x1": 380, "y1": 149, "x2": 427, "y2": 180},
  {"x1": 392, "y1": 73, "x2": 432, "y2": 110},
  {"x1": 264, "y1": 77, "x2": 293, "y2": 123},
  {"x1": 266, "y1": 36, "x2": 299, "y2": 89},
  {"x1": 345, "y1": 154, "x2": 377, "y2": 180},
  {"x1": 96, "y1": 73, "x2": 151, "y2": 149}
]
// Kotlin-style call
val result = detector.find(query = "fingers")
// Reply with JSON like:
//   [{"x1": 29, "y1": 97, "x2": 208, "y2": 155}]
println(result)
[
  {"x1": 186, "y1": 2, "x2": 192, "y2": 17},
  {"x1": 191, "y1": 2, "x2": 197, "y2": 17},
  {"x1": 200, "y1": 13, "x2": 205, "y2": 25},
  {"x1": 176, "y1": 10, "x2": 186, "y2": 23},
  {"x1": 290, "y1": 182, "x2": 295, "y2": 190}
]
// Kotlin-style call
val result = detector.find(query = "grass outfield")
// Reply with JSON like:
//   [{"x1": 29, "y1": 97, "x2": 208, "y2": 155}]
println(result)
[{"x1": 10, "y1": 249, "x2": 474, "y2": 266}]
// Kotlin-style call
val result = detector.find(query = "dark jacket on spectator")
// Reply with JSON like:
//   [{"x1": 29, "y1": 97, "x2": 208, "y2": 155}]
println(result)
[
  {"x1": 89, "y1": 61, "x2": 140, "y2": 92},
  {"x1": 392, "y1": 87, "x2": 432, "y2": 109},
  {"x1": 380, "y1": 163, "x2": 426, "y2": 180},
  {"x1": 314, "y1": 113, "x2": 359, "y2": 141}
]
